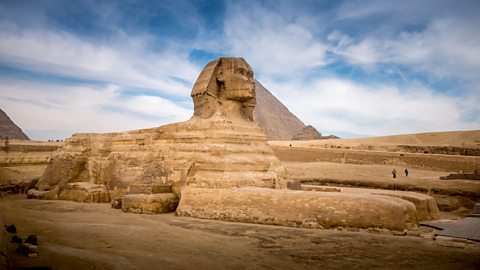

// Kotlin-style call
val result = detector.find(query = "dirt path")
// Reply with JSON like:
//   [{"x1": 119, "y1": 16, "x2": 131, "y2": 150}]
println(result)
[{"x1": 1, "y1": 195, "x2": 479, "y2": 270}]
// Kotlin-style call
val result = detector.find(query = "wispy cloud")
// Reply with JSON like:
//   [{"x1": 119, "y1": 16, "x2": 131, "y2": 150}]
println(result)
[
  {"x1": 0, "y1": 26, "x2": 200, "y2": 96},
  {"x1": 223, "y1": 2, "x2": 328, "y2": 76},
  {"x1": 261, "y1": 76, "x2": 478, "y2": 136},
  {"x1": 330, "y1": 17, "x2": 480, "y2": 82},
  {"x1": 0, "y1": 78, "x2": 192, "y2": 140}
]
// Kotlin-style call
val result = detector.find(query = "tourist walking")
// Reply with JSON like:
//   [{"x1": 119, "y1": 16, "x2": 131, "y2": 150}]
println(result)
[
  {"x1": 392, "y1": 169, "x2": 397, "y2": 178},
  {"x1": 404, "y1": 168, "x2": 409, "y2": 177}
]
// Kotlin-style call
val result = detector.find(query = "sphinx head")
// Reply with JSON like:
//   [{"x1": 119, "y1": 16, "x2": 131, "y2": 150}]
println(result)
[{"x1": 191, "y1": 57, "x2": 256, "y2": 120}]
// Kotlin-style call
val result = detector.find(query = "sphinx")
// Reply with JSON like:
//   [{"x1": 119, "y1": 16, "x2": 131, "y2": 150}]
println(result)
[
  {"x1": 30, "y1": 57, "x2": 438, "y2": 231},
  {"x1": 30, "y1": 57, "x2": 286, "y2": 209}
]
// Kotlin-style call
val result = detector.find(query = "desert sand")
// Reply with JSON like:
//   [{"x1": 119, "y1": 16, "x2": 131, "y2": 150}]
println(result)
[
  {"x1": 2, "y1": 195, "x2": 480, "y2": 270},
  {"x1": 271, "y1": 130, "x2": 480, "y2": 148}
]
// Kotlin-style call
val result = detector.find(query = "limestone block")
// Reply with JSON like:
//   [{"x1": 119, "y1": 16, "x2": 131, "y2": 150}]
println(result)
[
  {"x1": 287, "y1": 180, "x2": 301, "y2": 190},
  {"x1": 122, "y1": 193, "x2": 179, "y2": 214},
  {"x1": 301, "y1": 185, "x2": 440, "y2": 221},
  {"x1": 301, "y1": 185, "x2": 341, "y2": 192},
  {"x1": 27, "y1": 189, "x2": 49, "y2": 199},
  {"x1": 371, "y1": 191, "x2": 440, "y2": 221},
  {"x1": 176, "y1": 187, "x2": 418, "y2": 231},
  {"x1": 27, "y1": 188, "x2": 59, "y2": 200},
  {"x1": 58, "y1": 182, "x2": 110, "y2": 203}
]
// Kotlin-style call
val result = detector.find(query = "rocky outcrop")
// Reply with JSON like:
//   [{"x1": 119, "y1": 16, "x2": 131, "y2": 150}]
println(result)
[{"x1": 0, "y1": 109, "x2": 29, "y2": 140}]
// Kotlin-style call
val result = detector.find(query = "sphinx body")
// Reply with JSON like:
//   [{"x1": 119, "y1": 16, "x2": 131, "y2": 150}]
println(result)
[
  {"x1": 31, "y1": 57, "x2": 439, "y2": 230},
  {"x1": 31, "y1": 58, "x2": 286, "y2": 211}
]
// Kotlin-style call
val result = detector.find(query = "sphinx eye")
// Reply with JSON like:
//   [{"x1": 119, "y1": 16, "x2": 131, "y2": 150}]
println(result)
[{"x1": 236, "y1": 67, "x2": 248, "y2": 76}]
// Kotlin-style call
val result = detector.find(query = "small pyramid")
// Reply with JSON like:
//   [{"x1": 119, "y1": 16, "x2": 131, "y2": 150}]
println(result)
[
  {"x1": 292, "y1": 125, "x2": 339, "y2": 141},
  {"x1": 0, "y1": 109, "x2": 29, "y2": 140},
  {"x1": 292, "y1": 125, "x2": 323, "y2": 140}
]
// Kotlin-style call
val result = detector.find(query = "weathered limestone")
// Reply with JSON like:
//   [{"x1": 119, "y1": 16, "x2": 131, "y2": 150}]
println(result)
[
  {"x1": 122, "y1": 193, "x2": 179, "y2": 214},
  {"x1": 58, "y1": 182, "x2": 110, "y2": 203},
  {"x1": 27, "y1": 182, "x2": 110, "y2": 203},
  {"x1": 176, "y1": 187, "x2": 418, "y2": 231},
  {"x1": 31, "y1": 57, "x2": 285, "y2": 213},
  {"x1": 30, "y1": 57, "x2": 438, "y2": 231},
  {"x1": 371, "y1": 191, "x2": 440, "y2": 221},
  {"x1": 301, "y1": 185, "x2": 439, "y2": 221}
]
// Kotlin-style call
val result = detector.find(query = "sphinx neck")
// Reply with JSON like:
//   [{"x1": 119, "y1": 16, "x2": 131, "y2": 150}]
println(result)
[{"x1": 219, "y1": 99, "x2": 251, "y2": 122}]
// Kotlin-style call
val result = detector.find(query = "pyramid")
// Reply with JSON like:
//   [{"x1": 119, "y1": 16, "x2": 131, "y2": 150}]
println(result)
[{"x1": 0, "y1": 109, "x2": 29, "y2": 140}]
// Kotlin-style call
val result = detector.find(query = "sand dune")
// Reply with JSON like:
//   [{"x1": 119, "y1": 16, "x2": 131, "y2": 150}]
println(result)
[{"x1": 270, "y1": 130, "x2": 480, "y2": 148}]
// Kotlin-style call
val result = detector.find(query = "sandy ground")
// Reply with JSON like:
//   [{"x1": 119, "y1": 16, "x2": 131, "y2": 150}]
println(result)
[
  {"x1": 284, "y1": 162, "x2": 480, "y2": 196},
  {"x1": 284, "y1": 161, "x2": 449, "y2": 182},
  {"x1": 283, "y1": 161, "x2": 480, "y2": 213},
  {"x1": 1, "y1": 195, "x2": 479, "y2": 270}
]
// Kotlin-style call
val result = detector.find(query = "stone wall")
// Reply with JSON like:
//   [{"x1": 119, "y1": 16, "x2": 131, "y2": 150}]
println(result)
[
  {"x1": 0, "y1": 143, "x2": 59, "y2": 166},
  {"x1": 398, "y1": 145, "x2": 480, "y2": 157},
  {"x1": 272, "y1": 146, "x2": 480, "y2": 172}
]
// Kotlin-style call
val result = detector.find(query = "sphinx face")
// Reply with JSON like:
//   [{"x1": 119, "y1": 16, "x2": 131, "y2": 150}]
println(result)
[{"x1": 220, "y1": 59, "x2": 255, "y2": 102}]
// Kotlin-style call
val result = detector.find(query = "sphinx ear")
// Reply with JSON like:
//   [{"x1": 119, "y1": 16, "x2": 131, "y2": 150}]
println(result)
[{"x1": 216, "y1": 70, "x2": 225, "y2": 82}]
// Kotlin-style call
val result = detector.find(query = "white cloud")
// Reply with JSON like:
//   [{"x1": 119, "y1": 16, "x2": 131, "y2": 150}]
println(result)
[
  {"x1": 330, "y1": 15, "x2": 480, "y2": 82},
  {"x1": 121, "y1": 95, "x2": 191, "y2": 121},
  {"x1": 223, "y1": 3, "x2": 328, "y2": 76},
  {"x1": 261, "y1": 76, "x2": 478, "y2": 137},
  {"x1": 0, "y1": 25, "x2": 200, "y2": 97},
  {"x1": 0, "y1": 78, "x2": 193, "y2": 140}
]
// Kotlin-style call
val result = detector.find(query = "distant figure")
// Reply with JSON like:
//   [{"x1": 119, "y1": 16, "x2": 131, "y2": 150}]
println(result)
[
  {"x1": 404, "y1": 168, "x2": 409, "y2": 177},
  {"x1": 392, "y1": 169, "x2": 397, "y2": 179}
]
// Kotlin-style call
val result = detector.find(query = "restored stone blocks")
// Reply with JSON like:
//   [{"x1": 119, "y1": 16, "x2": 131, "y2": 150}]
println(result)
[
  {"x1": 58, "y1": 182, "x2": 110, "y2": 203},
  {"x1": 122, "y1": 193, "x2": 179, "y2": 214}
]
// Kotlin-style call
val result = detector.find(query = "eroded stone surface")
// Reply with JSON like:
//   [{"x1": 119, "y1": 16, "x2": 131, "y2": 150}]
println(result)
[
  {"x1": 122, "y1": 193, "x2": 179, "y2": 214},
  {"x1": 31, "y1": 57, "x2": 286, "y2": 212},
  {"x1": 58, "y1": 182, "x2": 111, "y2": 203},
  {"x1": 301, "y1": 185, "x2": 440, "y2": 221},
  {"x1": 176, "y1": 187, "x2": 418, "y2": 231}
]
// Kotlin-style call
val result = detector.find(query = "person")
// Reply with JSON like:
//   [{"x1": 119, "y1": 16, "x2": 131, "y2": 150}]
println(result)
[
  {"x1": 392, "y1": 169, "x2": 397, "y2": 179},
  {"x1": 404, "y1": 168, "x2": 409, "y2": 177}
]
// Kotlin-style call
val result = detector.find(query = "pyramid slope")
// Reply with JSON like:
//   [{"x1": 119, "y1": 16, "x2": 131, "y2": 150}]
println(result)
[
  {"x1": 0, "y1": 109, "x2": 29, "y2": 140},
  {"x1": 253, "y1": 81, "x2": 305, "y2": 140}
]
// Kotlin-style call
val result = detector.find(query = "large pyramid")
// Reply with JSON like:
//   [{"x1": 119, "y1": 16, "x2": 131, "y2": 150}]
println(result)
[
  {"x1": 253, "y1": 81, "x2": 306, "y2": 140},
  {"x1": 0, "y1": 109, "x2": 29, "y2": 140}
]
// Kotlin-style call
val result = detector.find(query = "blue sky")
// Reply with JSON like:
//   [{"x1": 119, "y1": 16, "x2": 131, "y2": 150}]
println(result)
[{"x1": 0, "y1": 0, "x2": 479, "y2": 140}]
